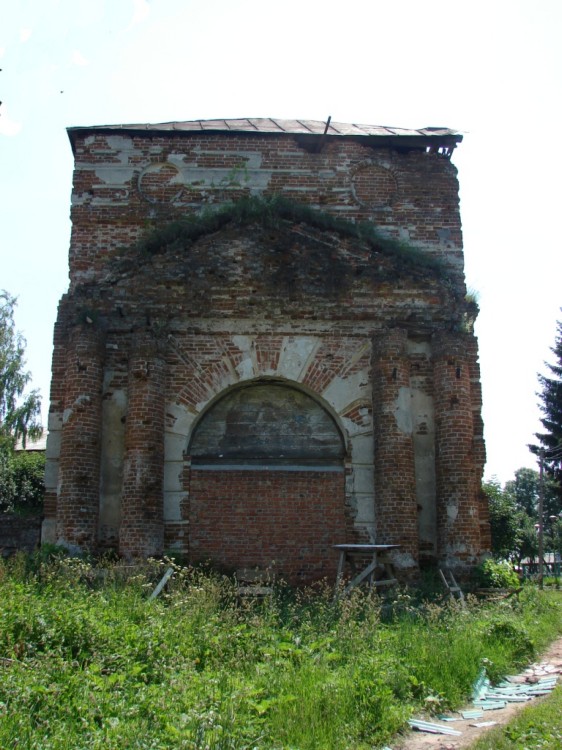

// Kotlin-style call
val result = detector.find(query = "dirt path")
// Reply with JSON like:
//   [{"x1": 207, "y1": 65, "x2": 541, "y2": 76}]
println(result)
[{"x1": 391, "y1": 636, "x2": 562, "y2": 750}]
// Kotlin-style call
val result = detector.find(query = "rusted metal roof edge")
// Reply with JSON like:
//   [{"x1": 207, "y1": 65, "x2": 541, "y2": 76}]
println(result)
[{"x1": 66, "y1": 120, "x2": 463, "y2": 155}]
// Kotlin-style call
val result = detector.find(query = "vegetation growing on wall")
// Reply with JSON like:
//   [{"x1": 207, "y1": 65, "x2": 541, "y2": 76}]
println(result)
[{"x1": 133, "y1": 195, "x2": 448, "y2": 279}]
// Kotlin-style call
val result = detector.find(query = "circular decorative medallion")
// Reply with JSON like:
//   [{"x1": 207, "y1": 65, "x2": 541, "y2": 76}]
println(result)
[
  {"x1": 351, "y1": 162, "x2": 397, "y2": 208},
  {"x1": 138, "y1": 162, "x2": 183, "y2": 203}
]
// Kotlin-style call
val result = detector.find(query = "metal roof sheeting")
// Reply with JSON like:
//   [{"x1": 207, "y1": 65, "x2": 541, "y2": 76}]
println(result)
[{"x1": 67, "y1": 118, "x2": 462, "y2": 147}]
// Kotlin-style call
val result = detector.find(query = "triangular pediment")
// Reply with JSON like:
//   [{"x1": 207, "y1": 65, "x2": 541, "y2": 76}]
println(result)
[{"x1": 70, "y1": 196, "x2": 467, "y2": 327}]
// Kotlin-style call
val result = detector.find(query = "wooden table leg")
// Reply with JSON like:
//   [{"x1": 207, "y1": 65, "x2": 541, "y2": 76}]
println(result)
[
  {"x1": 374, "y1": 556, "x2": 398, "y2": 587},
  {"x1": 344, "y1": 559, "x2": 379, "y2": 594},
  {"x1": 367, "y1": 550, "x2": 377, "y2": 587},
  {"x1": 334, "y1": 551, "x2": 346, "y2": 599}
]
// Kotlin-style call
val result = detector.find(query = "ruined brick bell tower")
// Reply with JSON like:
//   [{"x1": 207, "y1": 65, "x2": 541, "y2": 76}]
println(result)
[{"x1": 43, "y1": 118, "x2": 490, "y2": 583}]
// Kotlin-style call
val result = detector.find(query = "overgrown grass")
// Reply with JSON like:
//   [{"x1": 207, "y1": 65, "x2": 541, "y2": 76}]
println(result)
[
  {"x1": 0, "y1": 555, "x2": 561, "y2": 750},
  {"x1": 131, "y1": 194, "x2": 448, "y2": 278}
]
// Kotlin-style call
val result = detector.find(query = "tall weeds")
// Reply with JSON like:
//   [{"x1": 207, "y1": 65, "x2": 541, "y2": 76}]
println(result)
[{"x1": 0, "y1": 555, "x2": 560, "y2": 749}]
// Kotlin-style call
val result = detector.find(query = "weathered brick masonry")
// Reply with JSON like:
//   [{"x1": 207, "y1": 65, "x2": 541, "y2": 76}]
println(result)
[
  {"x1": 44, "y1": 118, "x2": 489, "y2": 582},
  {"x1": 0, "y1": 515, "x2": 42, "y2": 557}
]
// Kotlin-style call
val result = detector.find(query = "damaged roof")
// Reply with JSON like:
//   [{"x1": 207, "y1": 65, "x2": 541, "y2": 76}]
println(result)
[{"x1": 67, "y1": 118, "x2": 462, "y2": 155}]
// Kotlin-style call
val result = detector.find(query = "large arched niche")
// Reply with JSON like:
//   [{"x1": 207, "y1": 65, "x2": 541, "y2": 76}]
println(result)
[
  {"x1": 185, "y1": 380, "x2": 355, "y2": 583},
  {"x1": 188, "y1": 380, "x2": 346, "y2": 468}
]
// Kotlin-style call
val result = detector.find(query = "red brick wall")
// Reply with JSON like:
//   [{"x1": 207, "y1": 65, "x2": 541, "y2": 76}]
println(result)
[
  {"x1": 0, "y1": 515, "x2": 42, "y2": 556},
  {"x1": 167, "y1": 331, "x2": 372, "y2": 422},
  {"x1": 188, "y1": 470, "x2": 353, "y2": 584},
  {"x1": 120, "y1": 334, "x2": 166, "y2": 558},
  {"x1": 433, "y1": 333, "x2": 482, "y2": 563},
  {"x1": 68, "y1": 133, "x2": 464, "y2": 286},
  {"x1": 56, "y1": 325, "x2": 104, "y2": 549},
  {"x1": 372, "y1": 328, "x2": 418, "y2": 566},
  {"x1": 45, "y1": 125, "x2": 489, "y2": 575}
]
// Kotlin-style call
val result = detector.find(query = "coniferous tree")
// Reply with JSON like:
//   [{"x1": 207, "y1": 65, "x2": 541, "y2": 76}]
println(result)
[{"x1": 532, "y1": 315, "x2": 562, "y2": 508}]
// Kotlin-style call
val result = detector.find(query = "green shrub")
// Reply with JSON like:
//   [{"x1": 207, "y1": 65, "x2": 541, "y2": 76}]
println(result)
[
  {"x1": 0, "y1": 449, "x2": 44, "y2": 514},
  {"x1": 474, "y1": 558, "x2": 520, "y2": 589}
]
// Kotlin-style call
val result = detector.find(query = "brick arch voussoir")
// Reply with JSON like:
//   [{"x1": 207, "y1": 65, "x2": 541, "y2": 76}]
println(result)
[{"x1": 185, "y1": 375, "x2": 350, "y2": 459}]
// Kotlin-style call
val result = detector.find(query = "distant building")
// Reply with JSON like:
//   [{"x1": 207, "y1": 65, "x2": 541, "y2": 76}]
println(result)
[{"x1": 43, "y1": 118, "x2": 489, "y2": 582}]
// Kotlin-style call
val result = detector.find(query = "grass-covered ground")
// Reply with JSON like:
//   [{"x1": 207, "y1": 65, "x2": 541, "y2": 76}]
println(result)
[
  {"x1": 0, "y1": 554, "x2": 561, "y2": 750},
  {"x1": 470, "y1": 685, "x2": 562, "y2": 749}
]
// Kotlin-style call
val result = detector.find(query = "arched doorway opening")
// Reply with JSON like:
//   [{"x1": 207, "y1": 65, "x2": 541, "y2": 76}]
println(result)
[{"x1": 186, "y1": 381, "x2": 353, "y2": 583}]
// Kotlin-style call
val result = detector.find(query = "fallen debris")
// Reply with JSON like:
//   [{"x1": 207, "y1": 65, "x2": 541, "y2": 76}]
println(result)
[
  {"x1": 396, "y1": 639, "x2": 562, "y2": 749},
  {"x1": 460, "y1": 710, "x2": 484, "y2": 719},
  {"x1": 406, "y1": 657, "x2": 560, "y2": 741},
  {"x1": 474, "y1": 699, "x2": 507, "y2": 710},
  {"x1": 471, "y1": 667, "x2": 490, "y2": 701},
  {"x1": 149, "y1": 567, "x2": 174, "y2": 600},
  {"x1": 408, "y1": 720, "x2": 462, "y2": 736},
  {"x1": 471, "y1": 661, "x2": 558, "y2": 706}
]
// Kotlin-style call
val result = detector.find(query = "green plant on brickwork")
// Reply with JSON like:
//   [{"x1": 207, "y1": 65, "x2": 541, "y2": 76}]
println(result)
[
  {"x1": 459, "y1": 287, "x2": 480, "y2": 332},
  {"x1": 465, "y1": 287, "x2": 480, "y2": 306},
  {"x1": 221, "y1": 163, "x2": 250, "y2": 188},
  {"x1": 204, "y1": 162, "x2": 251, "y2": 193},
  {"x1": 134, "y1": 194, "x2": 449, "y2": 279}
]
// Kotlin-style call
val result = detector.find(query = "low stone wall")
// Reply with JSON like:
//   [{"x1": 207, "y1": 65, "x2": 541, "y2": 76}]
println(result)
[{"x1": 0, "y1": 514, "x2": 42, "y2": 556}]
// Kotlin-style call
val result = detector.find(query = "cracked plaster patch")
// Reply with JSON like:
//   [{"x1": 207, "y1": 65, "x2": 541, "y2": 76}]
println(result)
[
  {"x1": 394, "y1": 387, "x2": 413, "y2": 434},
  {"x1": 447, "y1": 502, "x2": 459, "y2": 522}
]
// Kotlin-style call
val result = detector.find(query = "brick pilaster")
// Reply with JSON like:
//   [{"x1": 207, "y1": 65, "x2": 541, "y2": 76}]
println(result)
[
  {"x1": 433, "y1": 331, "x2": 480, "y2": 568},
  {"x1": 466, "y1": 335, "x2": 490, "y2": 555},
  {"x1": 372, "y1": 328, "x2": 418, "y2": 566},
  {"x1": 119, "y1": 332, "x2": 165, "y2": 558},
  {"x1": 56, "y1": 324, "x2": 105, "y2": 550}
]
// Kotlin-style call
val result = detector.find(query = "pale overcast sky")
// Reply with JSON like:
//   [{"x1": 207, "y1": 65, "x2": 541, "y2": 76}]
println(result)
[{"x1": 1, "y1": 0, "x2": 561, "y2": 484}]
